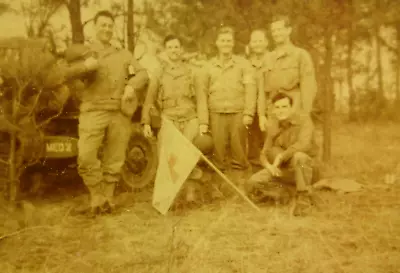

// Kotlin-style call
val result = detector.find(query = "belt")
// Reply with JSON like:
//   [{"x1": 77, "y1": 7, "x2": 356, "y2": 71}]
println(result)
[{"x1": 162, "y1": 97, "x2": 193, "y2": 109}]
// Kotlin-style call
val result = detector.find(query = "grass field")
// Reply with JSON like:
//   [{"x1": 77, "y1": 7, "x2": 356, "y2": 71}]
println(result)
[{"x1": 0, "y1": 118, "x2": 399, "y2": 273}]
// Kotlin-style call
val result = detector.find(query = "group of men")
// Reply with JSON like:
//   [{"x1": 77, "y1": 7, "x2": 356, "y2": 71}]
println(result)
[{"x1": 71, "y1": 10, "x2": 319, "y2": 217}]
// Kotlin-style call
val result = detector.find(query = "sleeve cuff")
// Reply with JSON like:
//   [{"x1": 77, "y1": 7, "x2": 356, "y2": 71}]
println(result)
[{"x1": 280, "y1": 148, "x2": 295, "y2": 162}]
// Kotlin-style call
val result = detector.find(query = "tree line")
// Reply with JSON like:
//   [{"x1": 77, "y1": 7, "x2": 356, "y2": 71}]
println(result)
[{"x1": 1, "y1": 0, "x2": 399, "y2": 161}]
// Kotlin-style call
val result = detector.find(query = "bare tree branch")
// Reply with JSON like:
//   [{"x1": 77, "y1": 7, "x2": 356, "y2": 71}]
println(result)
[
  {"x1": 378, "y1": 35, "x2": 398, "y2": 56},
  {"x1": 0, "y1": 158, "x2": 9, "y2": 165},
  {"x1": 37, "y1": 2, "x2": 64, "y2": 37}
]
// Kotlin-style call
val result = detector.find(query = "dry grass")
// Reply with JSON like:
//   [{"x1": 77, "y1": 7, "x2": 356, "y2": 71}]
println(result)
[{"x1": 0, "y1": 118, "x2": 399, "y2": 273}]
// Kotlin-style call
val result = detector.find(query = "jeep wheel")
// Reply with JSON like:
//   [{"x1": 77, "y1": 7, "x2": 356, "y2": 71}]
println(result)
[{"x1": 121, "y1": 131, "x2": 158, "y2": 189}]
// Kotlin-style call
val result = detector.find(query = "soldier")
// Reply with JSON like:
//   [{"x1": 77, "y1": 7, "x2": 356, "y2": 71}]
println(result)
[
  {"x1": 141, "y1": 34, "x2": 208, "y2": 203},
  {"x1": 258, "y1": 15, "x2": 317, "y2": 122},
  {"x1": 246, "y1": 29, "x2": 270, "y2": 168},
  {"x1": 76, "y1": 10, "x2": 149, "y2": 215},
  {"x1": 245, "y1": 92, "x2": 319, "y2": 216},
  {"x1": 200, "y1": 26, "x2": 257, "y2": 187}
]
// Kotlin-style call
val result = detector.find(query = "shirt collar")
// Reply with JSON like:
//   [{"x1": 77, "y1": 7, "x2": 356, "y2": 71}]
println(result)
[
  {"x1": 211, "y1": 55, "x2": 238, "y2": 68},
  {"x1": 89, "y1": 40, "x2": 117, "y2": 56},
  {"x1": 163, "y1": 59, "x2": 188, "y2": 76},
  {"x1": 274, "y1": 43, "x2": 295, "y2": 59},
  {"x1": 249, "y1": 53, "x2": 267, "y2": 68},
  {"x1": 278, "y1": 112, "x2": 300, "y2": 128}
]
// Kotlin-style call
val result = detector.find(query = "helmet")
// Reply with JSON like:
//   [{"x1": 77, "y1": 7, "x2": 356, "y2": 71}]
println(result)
[{"x1": 193, "y1": 133, "x2": 213, "y2": 155}]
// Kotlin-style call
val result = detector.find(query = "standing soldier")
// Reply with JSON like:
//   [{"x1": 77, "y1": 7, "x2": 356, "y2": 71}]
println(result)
[
  {"x1": 258, "y1": 15, "x2": 317, "y2": 122},
  {"x1": 246, "y1": 29, "x2": 270, "y2": 168},
  {"x1": 201, "y1": 26, "x2": 257, "y2": 188},
  {"x1": 141, "y1": 35, "x2": 208, "y2": 203},
  {"x1": 76, "y1": 11, "x2": 149, "y2": 215}
]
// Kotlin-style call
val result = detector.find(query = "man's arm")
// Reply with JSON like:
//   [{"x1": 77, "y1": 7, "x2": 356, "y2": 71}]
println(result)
[
  {"x1": 126, "y1": 53, "x2": 149, "y2": 91},
  {"x1": 260, "y1": 134, "x2": 273, "y2": 168},
  {"x1": 299, "y1": 50, "x2": 317, "y2": 114},
  {"x1": 259, "y1": 119, "x2": 280, "y2": 166},
  {"x1": 43, "y1": 57, "x2": 89, "y2": 89},
  {"x1": 242, "y1": 60, "x2": 257, "y2": 117},
  {"x1": 194, "y1": 67, "x2": 209, "y2": 126},
  {"x1": 257, "y1": 69, "x2": 266, "y2": 118},
  {"x1": 280, "y1": 115, "x2": 315, "y2": 162},
  {"x1": 141, "y1": 67, "x2": 161, "y2": 125}
]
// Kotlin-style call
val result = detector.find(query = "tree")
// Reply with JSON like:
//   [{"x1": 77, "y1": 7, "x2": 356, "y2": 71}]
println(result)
[
  {"x1": 66, "y1": 0, "x2": 85, "y2": 43},
  {"x1": 127, "y1": 0, "x2": 135, "y2": 52},
  {"x1": 19, "y1": 0, "x2": 65, "y2": 38},
  {"x1": 0, "y1": 37, "x2": 85, "y2": 201}
]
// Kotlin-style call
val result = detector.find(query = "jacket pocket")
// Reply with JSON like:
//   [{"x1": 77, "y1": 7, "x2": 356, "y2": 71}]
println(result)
[{"x1": 278, "y1": 63, "x2": 300, "y2": 91}]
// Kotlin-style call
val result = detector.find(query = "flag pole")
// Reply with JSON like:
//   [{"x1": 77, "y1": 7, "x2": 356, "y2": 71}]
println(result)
[
  {"x1": 159, "y1": 115, "x2": 260, "y2": 212},
  {"x1": 199, "y1": 154, "x2": 260, "y2": 211}
]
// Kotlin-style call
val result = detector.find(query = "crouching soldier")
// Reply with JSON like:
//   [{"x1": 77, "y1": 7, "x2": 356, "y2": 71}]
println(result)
[
  {"x1": 245, "y1": 92, "x2": 319, "y2": 216},
  {"x1": 141, "y1": 34, "x2": 209, "y2": 204},
  {"x1": 75, "y1": 10, "x2": 149, "y2": 216}
]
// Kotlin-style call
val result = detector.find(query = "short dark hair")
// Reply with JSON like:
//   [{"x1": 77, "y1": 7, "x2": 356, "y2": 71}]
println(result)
[
  {"x1": 163, "y1": 34, "x2": 182, "y2": 47},
  {"x1": 271, "y1": 92, "x2": 293, "y2": 106},
  {"x1": 216, "y1": 26, "x2": 235, "y2": 39},
  {"x1": 250, "y1": 28, "x2": 267, "y2": 37},
  {"x1": 270, "y1": 15, "x2": 291, "y2": 27},
  {"x1": 94, "y1": 10, "x2": 115, "y2": 24}
]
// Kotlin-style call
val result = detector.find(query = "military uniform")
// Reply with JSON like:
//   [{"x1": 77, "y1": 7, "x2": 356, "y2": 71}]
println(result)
[
  {"x1": 247, "y1": 53, "x2": 269, "y2": 167},
  {"x1": 201, "y1": 55, "x2": 257, "y2": 171},
  {"x1": 77, "y1": 41, "x2": 149, "y2": 211},
  {"x1": 258, "y1": 43, "x2": 317, "y2": 116},
  {"x1": 141, "y1": 59, "x2": 208, "y2": 141},
  {"x1": 246, "y1": 113, "x2": 319, "y2": 215},
  {"x1": 141, "y1": 58, "x2": 208, "y2": 202}
]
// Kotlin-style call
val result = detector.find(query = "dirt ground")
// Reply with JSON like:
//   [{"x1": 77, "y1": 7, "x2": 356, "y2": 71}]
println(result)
[{"x1": 0, "y1": 118, "x2": 399, "y2": 273}]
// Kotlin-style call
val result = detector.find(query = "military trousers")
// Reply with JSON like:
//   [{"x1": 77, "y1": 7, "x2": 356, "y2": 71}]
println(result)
[
  {"x1": 77, "y1": 110, "x2": 132, "y2": 187},
  {"x1": 156, "y1": 117, "x2": 199, "y2": 154},
  {"x1": 247, "y1": 115, "x2": 265, "y2": 166},
  {"x1": 246, "y1": 147, "x2": 314, "y2": 194},
  {"x1": 209, "y1": 112, "x2": 249, "y2": 171}
]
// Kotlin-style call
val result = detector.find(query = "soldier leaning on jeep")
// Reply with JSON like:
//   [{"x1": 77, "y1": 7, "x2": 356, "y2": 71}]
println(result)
[{"x1": 71, "y1": 10, "x2": 149, "y2": 216}]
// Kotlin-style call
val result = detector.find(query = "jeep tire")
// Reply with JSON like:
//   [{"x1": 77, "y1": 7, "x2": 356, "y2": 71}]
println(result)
[{"x1": 121, "y1": 129, "x2": 158, "y2": 189}]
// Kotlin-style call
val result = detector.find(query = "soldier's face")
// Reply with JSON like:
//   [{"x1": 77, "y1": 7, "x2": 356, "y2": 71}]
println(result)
[
  {"x1": 249, "y1": 31, "x2": 268, "y2": 54},
  {"x1": 273, "y1": 97, "x2": 293, "y2": 120},
  {"x1": 270, "y1": 20, "x2": 291, "y2": 45},
  {"x1": 165, "y1": 39, "x2": 182, "y2": 61},
  {"x1": 95, "y1": 16, "x2": 114, "y2": 43},
  {"x1": 216, "y1": 33, "x2": 234, "y2": 54}
]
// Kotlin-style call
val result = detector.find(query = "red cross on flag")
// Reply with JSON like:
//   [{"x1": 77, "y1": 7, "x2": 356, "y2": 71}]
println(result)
[{"x1": 152, "y1": 116, "x2": 202, "y2": 215}]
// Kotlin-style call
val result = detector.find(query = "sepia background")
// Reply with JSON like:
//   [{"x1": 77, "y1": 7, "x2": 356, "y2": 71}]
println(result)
[{"x1": 0, "y1": 0, "x2": 399, "y2": 272}]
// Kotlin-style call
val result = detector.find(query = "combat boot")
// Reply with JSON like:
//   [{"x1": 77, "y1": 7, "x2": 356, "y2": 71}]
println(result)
[
  {"x1": 293, "y1": 190, "x2": 313, "y2": 217},
  {"x1": 102, "y1": 182, "x2": 116, "y2": 213},
  {"x1": 87, "y1": 183, "x2": 107, "y2": 216},
  {"x1": 71, "y1": 182, "x2": 106, "y2": 217}
]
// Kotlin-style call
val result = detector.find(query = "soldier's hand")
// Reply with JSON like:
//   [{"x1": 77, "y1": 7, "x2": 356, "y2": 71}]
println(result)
[
  {"x1": 265, "y1": 163, "x2": 282, "y2": 177},
  {"x1": 143, "y1": 124, "x2": 153, "y2": 138},
  {"x1": 83, "y1": 57, "x2": 99, "y2": 71},
  {"x1": 259, "y1": 115, "x2": 268, "y2": 132},
  {"x1": 199, "y1": 124, "x2": 208, "y2": 135},
  {"x1": 273, "y1": 153, "x2": 283, "y2": 168},
  {"x1": 243, "y1": 115, "x2": 253, "y2": 127},
  {"x1": 122, "y1": 85, "x2": 135, "y2": 102}
]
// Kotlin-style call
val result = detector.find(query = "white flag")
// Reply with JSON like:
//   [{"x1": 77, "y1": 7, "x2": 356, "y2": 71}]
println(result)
[{"x1": 152, "y1": 116, "x2": 202, "y2": 215}]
